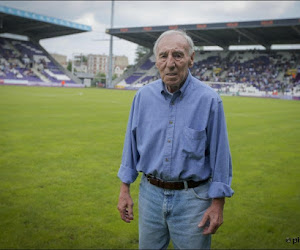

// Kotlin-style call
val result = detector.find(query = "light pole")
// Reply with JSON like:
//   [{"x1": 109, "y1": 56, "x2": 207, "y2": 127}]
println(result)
[
  {"x1": 92, "y1": 36, "x2": 123, "y2": 88},
  {"x1": 107, "y1": 0, "x2": 114, "y2": 88}
]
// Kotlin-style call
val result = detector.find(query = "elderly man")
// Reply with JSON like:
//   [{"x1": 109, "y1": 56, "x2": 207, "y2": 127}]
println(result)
[{"x1": 117, "y1": 30, "x2": 234, "y2": 249}]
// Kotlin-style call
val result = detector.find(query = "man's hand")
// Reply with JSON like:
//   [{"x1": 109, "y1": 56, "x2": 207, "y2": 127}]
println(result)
[
  {"x1": 117, "y1": 182, "x2": 134, "y2": 223},
  {"x1": 198, "y1": 198, "x2": 225, "y2": 235}
]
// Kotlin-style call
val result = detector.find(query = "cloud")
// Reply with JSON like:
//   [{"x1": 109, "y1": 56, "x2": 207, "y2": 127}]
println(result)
[
  {"x1": 114, "y1": 1, "x2": 300, "y2": 27},
  {"x1": 0, "y1": 1, "x2": 112, "y2": 26},
  {"x1": 2, "y1": 1, "x2": 300, "y2": 65}
]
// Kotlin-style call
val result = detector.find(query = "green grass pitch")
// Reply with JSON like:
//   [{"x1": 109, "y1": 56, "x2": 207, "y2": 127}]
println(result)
[{"x1": 0, "y1": 85, "x2": 299, "y2": 249}]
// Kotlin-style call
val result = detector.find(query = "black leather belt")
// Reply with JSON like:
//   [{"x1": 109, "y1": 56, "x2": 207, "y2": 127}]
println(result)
[{"x1": 145, "y1": 174, "x2": 209, "y2": 190}]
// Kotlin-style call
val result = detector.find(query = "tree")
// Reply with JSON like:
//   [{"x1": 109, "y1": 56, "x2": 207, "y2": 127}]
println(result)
[
  {"x1": 67, "y1": 61, "x2": 72, "y2": 72},
  {"x1": 92, "y1": 72, "x2": 106, "y2": 87},
  {"x1": 124, "y1": 65, "x2": 133, "y2": 74},
  {"x1": 134, "y1": 45, "x2": 150, "y2": 65},
  {"x1": 82, "y1": 55, "x2": 88, "y2": 63},
  {"x1": 112, "y1": 74, "x2": 118, "y2": 80}
]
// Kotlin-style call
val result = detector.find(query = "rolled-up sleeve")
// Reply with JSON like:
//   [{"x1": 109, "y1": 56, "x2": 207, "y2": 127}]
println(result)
[
  {"x1": 118, "y1": 95, "x2": 140, "y2": 184},
  {"x1": 207, "y1": 99, "x2": 234, "y2": 198}
]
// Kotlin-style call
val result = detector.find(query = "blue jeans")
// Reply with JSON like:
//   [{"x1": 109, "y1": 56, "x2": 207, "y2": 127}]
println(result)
[{"x1": 138, "y1": 175, "x2": 212, "y2": 249}]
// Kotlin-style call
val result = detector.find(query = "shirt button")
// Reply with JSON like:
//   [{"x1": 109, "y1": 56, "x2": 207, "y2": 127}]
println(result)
[
  {"x1": 169, "y1": 121, "x2": 173, "y2": 124},
  {"x1": 167, "y1": 139, "x2": 171, "y2": 143},
  {"x1": 165, "y1": 158, "x2": 169, "y2": 162}
]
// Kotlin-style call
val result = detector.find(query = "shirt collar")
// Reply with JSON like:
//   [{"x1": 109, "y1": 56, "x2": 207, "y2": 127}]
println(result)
[{"x1": 160, "y1": 70, "x2": 192, "y2": 98}]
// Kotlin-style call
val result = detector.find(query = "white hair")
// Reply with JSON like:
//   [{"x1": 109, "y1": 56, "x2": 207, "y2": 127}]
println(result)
[{"x1": 153, "y1": 29, "x2": 195, "y2": 58}]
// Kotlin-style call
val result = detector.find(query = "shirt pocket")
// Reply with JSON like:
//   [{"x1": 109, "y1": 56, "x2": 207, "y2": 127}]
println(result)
[{"x1": 181, "y1": 127, "x2": 207, "y2": 160}]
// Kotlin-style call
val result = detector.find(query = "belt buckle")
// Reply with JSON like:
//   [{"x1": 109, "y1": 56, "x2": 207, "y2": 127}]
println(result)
[{"x1": 145, "y1": 174, "x2": 152, "y2": 182}]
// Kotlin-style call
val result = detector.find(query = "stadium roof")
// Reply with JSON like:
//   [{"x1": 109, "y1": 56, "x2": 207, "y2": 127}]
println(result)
[
  {"x1": 106, "y1": 18, "x2": 300, "y2": 50},
  {"x1": 0, "y1": 5, "x2": 92, "y2": 41}
]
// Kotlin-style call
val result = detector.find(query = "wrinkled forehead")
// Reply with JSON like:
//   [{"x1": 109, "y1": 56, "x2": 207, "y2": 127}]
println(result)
[{"x1": 157, "y1": 33, "x2": 189, "y2": 54}]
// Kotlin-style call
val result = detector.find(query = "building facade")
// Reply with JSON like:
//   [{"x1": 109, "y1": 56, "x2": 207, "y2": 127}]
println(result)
[
  {"x1": 113, "y1": 55, "x2": 129, "y2": 77},
  {"x1": 87, "y1": 54, "x2": 108, "y2": 74},
  {"x1": 87, "y1": 54, "x2": 128, "y2": 77},
  {"x1": 51, "y1": 53, "x2": 67, "y2": 68}
]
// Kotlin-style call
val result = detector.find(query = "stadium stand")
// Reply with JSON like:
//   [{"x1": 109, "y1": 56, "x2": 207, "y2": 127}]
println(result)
[
  {"x1": 0, "y1": 5, "x2": 91, "y2": 87},
  {"x1": 191, "y1": 50, "x2": 300, "y2": 93},
  {"x1": 108, "y1": 18, "x2": 300, "y2": 100},
  {"x1": 1, "y1": 4, "x2": 299, "y2": 99},
  {"x1": 0, "y1": 36, "x2": 77, "y2": 85},
  {"x1": 114, "y1": 49, "x2": 300, "y2": 97},
  {"x1": 116, "y1": 54, "x2": 159, "y2": 88}
]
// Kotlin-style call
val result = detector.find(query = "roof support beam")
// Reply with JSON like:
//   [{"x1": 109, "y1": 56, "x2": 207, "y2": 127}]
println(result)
[
  {"x1": 115, "y1": 35, "x2": 153, "y2": 48},
  {"x1": 187, "y1": 31, "x2": 229, "y2": 49},
  {"x1": 291, "y1": 26, "x2": 300, "y2": 36},
  {"x1": 144, "y1": 32, "x2": 158, "y2": 40},
  {"x1": 187, "y1": 31, "x2": 214, "y2": 45},
  {"x1": 144, "y1": 32, "x2": 159, "y2": 46},
  {"x1": 232, "y1": 28, "x2": 271, "y2": 49}
]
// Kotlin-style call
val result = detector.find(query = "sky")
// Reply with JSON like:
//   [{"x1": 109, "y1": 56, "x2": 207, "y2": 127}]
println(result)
[{"x1": 1, "y1": 1, "x2": 300, "y2": 65}]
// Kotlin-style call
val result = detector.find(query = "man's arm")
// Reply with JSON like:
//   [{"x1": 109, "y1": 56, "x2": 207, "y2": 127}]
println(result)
[
  {"x1": 118, "y1": 94, "x2": 139, "y2": 184},
  {"x1": 198, "y1": 198, "x2": 225, "y2": 235},
  {"x1": 198, "y1": 99, "x2": 233, "y2": 234},
  {"x1": 117, "y1": 182, "x2": 134, "y2": 223},
  {"x1": 207, "y1": 100, "x2": 234, "y2": 198}
]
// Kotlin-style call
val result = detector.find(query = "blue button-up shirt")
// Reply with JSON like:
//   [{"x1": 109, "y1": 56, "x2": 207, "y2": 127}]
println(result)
[{"x1": 118, "y1": 71, "x2": 234, "y2": 198}]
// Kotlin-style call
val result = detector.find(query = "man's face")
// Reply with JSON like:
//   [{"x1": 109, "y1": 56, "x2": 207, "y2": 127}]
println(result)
[{"x1": 155, "y1": 33, "x2": 194, "y2": 92}]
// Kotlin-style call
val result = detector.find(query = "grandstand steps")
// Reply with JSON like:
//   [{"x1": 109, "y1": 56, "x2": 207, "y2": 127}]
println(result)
[
  {"x1": 31, "y1": 67, "x2": 50, "y2": 83},
  {"x1": 11, "y1": 58, "x2": 25, "y2": 68},
  {"x1": 203, "y1": 70, "x2": 212, "y2": 78},
  {"x1": 17, "y1": 60, "x2": 25, "y2": 68},
  {"x1": 275, "y1": 71, "x2": 285, "y2": 81},
  {"x1": 4, "y1": 40, "x2": 24, "y2": 67},
  {"x1": 220, "y1": 70, "x2": 228, "y2": 78},
  {"x1": 0, "y1": 57, "x2": 9, "y2": 66},
  {"x1": 7, "y1": 58, "x2": 23, "y2": 68},
  {"x1": 5, "y1": 41, "x2": 24, "y2": 67},
  {"x1": 295, "y1": 56, "x2": 300, "y2": 68}
]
